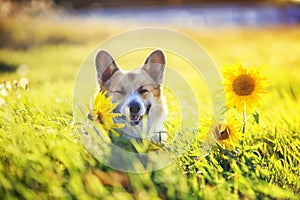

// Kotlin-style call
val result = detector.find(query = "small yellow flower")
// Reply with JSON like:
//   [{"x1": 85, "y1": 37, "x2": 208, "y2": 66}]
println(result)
[
  {"x1": 90, "y1": 91, "x2": 123, "y2": 131},
  {"x1": 223, "y1": 63, "x2": 267, "y2": 114},
  {"x1": 200, "y1": 109, "x2": 243, "y2": 150}
]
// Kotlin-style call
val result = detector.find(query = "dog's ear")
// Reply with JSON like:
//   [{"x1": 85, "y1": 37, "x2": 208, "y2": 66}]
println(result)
[
  {"x1": 95, "y1": 50, "x2": 119, "y2": 85},
  {"x1": 142, "y1": 49, "x2": 166, "y2": 84}
]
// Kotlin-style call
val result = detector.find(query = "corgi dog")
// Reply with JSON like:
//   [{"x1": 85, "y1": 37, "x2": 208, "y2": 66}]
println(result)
[{"x1": 94, "y1": 49, "x2": 167, "y2": 143}]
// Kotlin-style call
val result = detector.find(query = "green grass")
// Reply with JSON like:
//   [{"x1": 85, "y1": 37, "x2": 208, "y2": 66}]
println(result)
[{"x1": 0, "y1": 13, "x2": 300, "y2": 199}]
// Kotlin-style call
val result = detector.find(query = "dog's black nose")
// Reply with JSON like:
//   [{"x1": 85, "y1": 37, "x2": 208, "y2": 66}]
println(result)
[{"x1": 129, "y1": 102, "x2": 141, "y2": 114}]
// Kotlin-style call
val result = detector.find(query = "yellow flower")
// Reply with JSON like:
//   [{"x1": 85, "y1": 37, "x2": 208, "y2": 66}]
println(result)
[
  {"x1": 90, "y1": 91, "x2": 123, "y2": 131},
  {"x1": 223, "y1": 63, "x2": 267, "y2": 114},
  {"x1": 200, "y1": 109, "x2": 243, "y2": 150}
]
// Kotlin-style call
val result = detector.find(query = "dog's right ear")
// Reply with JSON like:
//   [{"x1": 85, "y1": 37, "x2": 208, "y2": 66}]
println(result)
[{"x1": 95, "y1": 50, "x2": 119, "y2": 85}]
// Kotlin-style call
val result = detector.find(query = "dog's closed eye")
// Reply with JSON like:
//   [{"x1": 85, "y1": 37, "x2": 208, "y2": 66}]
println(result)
[
  {"x1": 138, "y1": 88, "x2": 149, "y2": 95},
  {"x1": 113, "y1": 90, "x2": 126, "y2": 95}
]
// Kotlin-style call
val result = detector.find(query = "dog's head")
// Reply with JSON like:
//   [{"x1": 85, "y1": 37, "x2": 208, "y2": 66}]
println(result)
[{"x1": 94, "y1": 49, "x2": 166, "y2": 130}]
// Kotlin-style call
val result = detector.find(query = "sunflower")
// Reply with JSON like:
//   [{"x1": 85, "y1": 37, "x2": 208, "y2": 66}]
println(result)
[
  {"x1": 90, "y1": 91, "x2": 123, "y2": 131},
  {"x1": 200, "y1": 109, "x2": 243, "y2": 150},
  {"x1": 223, "y1": 63, "x2": 267, "y2": 114}
]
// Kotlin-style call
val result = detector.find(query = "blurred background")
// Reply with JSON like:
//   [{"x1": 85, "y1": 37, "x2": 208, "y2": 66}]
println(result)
[
  {"x1": 55, "y1": 0, "x2": 300, "y2": 26},
  {"x1": 1, "y1": 0, "x2": 300, "y2": 50}
]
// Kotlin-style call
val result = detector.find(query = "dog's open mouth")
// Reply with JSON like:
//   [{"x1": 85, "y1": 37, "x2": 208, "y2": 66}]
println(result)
[
  {"x1": 130, "y1": 114, "x2": 143, "y2": 125},
  {"x1": 118, "y1": 114, "x2": 143, "y2": 126}
]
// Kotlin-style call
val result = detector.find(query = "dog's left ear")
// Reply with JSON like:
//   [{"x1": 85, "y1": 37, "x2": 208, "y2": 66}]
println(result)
[
  {"x1": 142, "y1": 49, "x2": 166, "y2": 84},
  {"x1": 95, "y1": 50, "x2": 119, "y2": 85}
]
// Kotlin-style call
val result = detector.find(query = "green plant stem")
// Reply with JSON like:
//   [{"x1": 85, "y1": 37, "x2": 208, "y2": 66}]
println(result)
[{"x1": 242, "y1": 105, "x2": 246, "y2": 134}]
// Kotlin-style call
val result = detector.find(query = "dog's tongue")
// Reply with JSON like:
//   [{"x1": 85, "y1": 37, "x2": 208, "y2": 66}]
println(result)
[{"x1": 130, "y1": 114, "x2": 139, "y2": 122}]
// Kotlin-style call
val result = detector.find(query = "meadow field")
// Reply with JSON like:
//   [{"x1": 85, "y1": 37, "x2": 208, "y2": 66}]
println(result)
[{"x1": 0, "y1": 7, "x2": 300, "y2": 199}]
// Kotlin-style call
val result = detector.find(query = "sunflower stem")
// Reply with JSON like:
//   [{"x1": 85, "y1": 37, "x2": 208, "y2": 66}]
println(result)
[{"x1": 242, "y1": 105, "x2": 246, "y2": 134}]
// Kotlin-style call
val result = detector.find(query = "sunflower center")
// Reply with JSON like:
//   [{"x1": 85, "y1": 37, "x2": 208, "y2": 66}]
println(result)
[
  {"x1": 232, "y1": 74, "x2": 255, "y2": 96},
  {"x1": 219, "y1": 127, "x2": 230, "y2": 140}
]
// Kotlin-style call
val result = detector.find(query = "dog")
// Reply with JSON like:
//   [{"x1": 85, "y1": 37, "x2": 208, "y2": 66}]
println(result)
[{"x1": 94, "y1": 49, "x2": 168, "y2": 143}]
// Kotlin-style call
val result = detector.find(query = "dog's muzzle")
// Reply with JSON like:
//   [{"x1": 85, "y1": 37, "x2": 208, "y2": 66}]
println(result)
[{"x1": 129, "y1": 101, "x2": 142, "y2": 125}]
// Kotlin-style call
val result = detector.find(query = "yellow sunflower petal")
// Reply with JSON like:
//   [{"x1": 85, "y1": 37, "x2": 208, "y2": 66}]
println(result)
[{"x1": 91, "y1": 91, "x2": 123, "y2": 131}]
